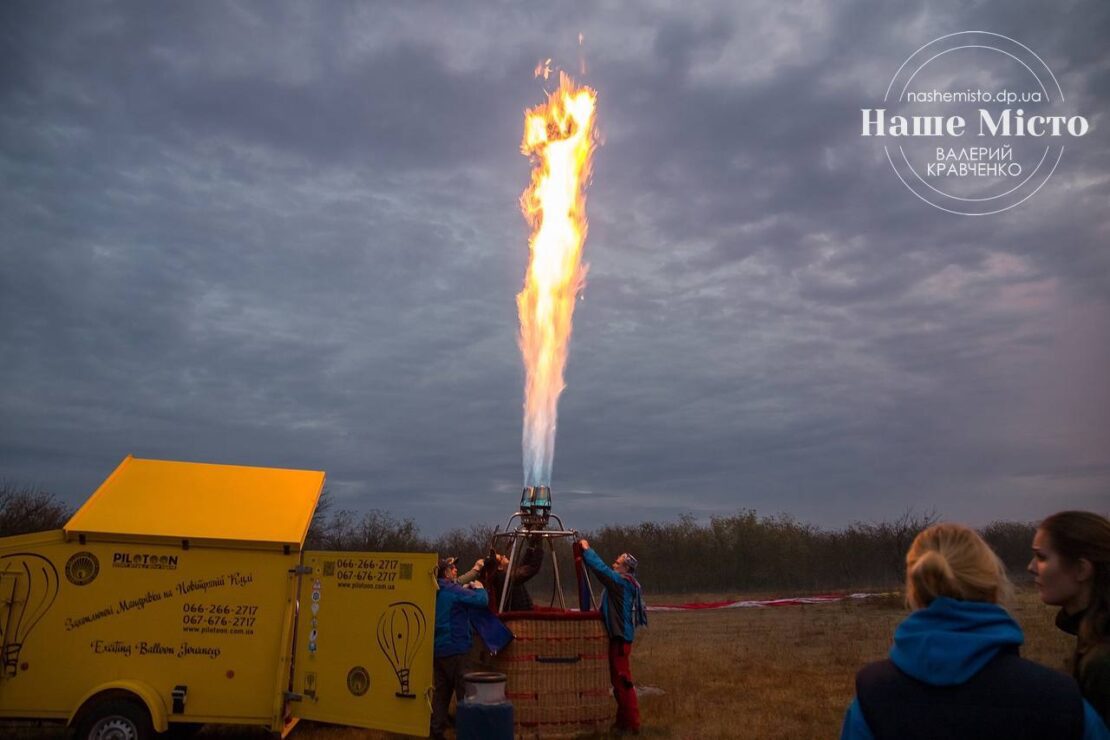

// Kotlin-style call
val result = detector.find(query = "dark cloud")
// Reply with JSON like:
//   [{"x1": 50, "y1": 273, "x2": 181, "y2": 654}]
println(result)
[{"x1": 1, "y1": 0, "x2": 1107, "y2": 535}]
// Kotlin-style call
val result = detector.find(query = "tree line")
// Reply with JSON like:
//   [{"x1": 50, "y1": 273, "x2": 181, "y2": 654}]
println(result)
[{"x1": 1, "y1": 482, "x2": 1036, "y2": 594}]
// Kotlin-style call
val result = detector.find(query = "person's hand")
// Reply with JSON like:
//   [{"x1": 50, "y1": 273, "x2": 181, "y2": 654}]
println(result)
[
  {"x1": 470, "y1": 580, "x2": 484, "y2": 590},
  {"x1": 577, "y1": 538, "x2": 590, "y2": 550},
  {"x1": 472, "y1": 558, "x2": 485, "y2": 571}
]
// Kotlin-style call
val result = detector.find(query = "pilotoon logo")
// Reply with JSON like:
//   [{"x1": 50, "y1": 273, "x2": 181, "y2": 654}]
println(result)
[
  {"x1": 113, "y1": 552, "x2": 179, "y2": 570},
  {"x1": 861, "y1": 32, "x2": 1090, "y2": 216}
]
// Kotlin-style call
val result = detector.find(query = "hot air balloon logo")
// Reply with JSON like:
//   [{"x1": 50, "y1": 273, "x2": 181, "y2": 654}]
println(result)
[
  {"x1": 0, "y1": 553, "x2": 60, "y2": 677},
  {"x1": 376, "y1": 601, "x2": 426, "y2": 698},
  {"x1": 64, "y1": 551, "x2": 99, "y2": 586}
]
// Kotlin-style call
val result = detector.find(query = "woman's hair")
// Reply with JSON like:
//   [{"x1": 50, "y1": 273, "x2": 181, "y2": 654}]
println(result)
[
  {"x1": 1039, "y1": 511, "x2": 1110, "y2": 649},
  {"x1": 905, "y1": 522, "x2": 1012, "y2": 609}
]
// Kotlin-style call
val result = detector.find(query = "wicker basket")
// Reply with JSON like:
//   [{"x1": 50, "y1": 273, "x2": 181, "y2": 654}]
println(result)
[{"x1": 493, "y1": 610, "x2": 613, "y2": 738}]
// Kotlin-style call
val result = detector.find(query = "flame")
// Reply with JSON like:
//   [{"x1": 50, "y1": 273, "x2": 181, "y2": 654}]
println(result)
[{"x1": 517, "y1": 71, "x2": 597, "y2": 487}]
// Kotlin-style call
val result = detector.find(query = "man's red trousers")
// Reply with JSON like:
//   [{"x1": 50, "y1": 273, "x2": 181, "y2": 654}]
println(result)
[{"x1": 608, "y1": 637, "x2": 641, "y2": 731}]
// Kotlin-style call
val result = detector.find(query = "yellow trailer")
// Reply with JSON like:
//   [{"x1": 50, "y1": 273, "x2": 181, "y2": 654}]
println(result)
[{"x1": 0, "y1": 456, "x2": 437, "y2": 739}]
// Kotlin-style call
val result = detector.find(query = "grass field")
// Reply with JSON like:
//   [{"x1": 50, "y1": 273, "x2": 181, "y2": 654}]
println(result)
[
  {"x1": 5, "y1": 587, "x2": 1074, "y2": 739},
  {"x1": 616, "y1": 587, "x2": 1072, "y2": 739}
]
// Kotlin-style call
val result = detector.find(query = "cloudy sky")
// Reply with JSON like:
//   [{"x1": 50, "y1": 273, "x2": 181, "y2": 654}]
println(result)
[{"x1": 2, "y1": 1, "x2": 1107, "y2": 535}]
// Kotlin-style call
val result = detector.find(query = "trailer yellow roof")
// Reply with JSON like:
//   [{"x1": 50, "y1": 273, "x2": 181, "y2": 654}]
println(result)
[{"x1": 65, "y1": 456, "x2": 326, "y2": 548}]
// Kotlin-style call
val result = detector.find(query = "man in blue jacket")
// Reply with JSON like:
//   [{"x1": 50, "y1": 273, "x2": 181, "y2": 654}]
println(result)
[
  {"x1": 577, "y1": 539, "x2": 648, "y2": 735},
  {"x1": 432, "y1": 556, "x2": 488, "y2": 740}
]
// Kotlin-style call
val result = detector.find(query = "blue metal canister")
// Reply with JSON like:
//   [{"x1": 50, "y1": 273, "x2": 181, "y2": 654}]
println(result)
[{"x1": 456, "y1": 671, "x2": 513, "y2": 740}]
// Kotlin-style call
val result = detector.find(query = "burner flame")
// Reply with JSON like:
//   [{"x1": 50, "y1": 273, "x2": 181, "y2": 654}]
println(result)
[{"x1": 517, "y1": 71, "x2": 597, "y2": 487}]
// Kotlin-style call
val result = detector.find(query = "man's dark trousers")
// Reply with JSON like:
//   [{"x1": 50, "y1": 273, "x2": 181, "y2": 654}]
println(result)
[{"x1": 431, "y1": 653, "x2": 467, "y2": 739}]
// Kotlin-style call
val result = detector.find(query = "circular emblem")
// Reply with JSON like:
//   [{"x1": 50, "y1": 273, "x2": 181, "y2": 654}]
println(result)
[
  {"x1": 65, "y1": 552, "x2": 99, "y2": 586},
  {"x1": 864, "y1": 31, "x2": 1088, "y2": 216},
  {"x1": 347, "y1": 666, "x2": 370, "y2": 697}
]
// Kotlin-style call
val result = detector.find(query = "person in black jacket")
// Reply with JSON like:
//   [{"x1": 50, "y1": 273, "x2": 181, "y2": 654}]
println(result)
[
  {"x1": 1030, "y1": 511, "x2": 1110, "y2": 725},
  {"x1": 841, "y1": 522, "x2": 1109, "y2": 740},
  {"x1": 461, "y1": 535, "x2": 544, "y2": 612}
]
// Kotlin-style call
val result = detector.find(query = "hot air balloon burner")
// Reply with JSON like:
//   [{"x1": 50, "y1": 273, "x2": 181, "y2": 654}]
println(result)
[
  {"x1": 488, "y1": 488, "x2": 603, "y2": 614},
  {"x1": 518, "y1": 485, "x2": 552, "y2": 529}
]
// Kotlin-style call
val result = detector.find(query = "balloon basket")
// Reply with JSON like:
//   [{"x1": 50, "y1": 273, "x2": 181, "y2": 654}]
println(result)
[{"x1": 492, "y1": 610, "x2": 612, "y2": 738}]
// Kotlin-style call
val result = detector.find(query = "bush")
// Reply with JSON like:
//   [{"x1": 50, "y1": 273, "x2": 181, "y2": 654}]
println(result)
[
  {"x1": 430, "y1": 523, "x2": 499, "y2": 569},
  {"x1": 0, "y1": 481, "x2": 73, "y2": 537},
  {"x1": 197, "y1": 485, "x2": 1046, "y2": 594},
  {"x1": 980, "y1": 520, "x2": 1036, "y2": 574},
  {"x1": 582, "y1": 508, "x2": 944, "y2": 593},
  {"x1": 310, "y1": 508, "x2": 429, "y2": 552}
]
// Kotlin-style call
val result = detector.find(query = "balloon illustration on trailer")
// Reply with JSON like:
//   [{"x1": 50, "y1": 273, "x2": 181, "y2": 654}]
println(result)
[
  {"x1": 375, "y1": 601, "x2": 426, "y2": 698},
  {"x1": 0, "y1": 553, "x2": 60, "y2": 677}
]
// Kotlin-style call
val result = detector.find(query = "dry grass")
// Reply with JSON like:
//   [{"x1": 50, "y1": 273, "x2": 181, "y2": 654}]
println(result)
[
  {"x1": 275, "y1": 587, "x2": 1073, "y2": 740},
  {"x1": 621, "y1": 588, "x2": 1071, "y2": 739},
  {"x1": 3, "y1": 588, "x2": 1074, "y2": 740}
]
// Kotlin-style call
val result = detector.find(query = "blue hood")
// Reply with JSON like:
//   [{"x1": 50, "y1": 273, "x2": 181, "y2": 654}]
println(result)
[{"x1": 890, "y1": 597, "x2": 1024, "y2": 686}]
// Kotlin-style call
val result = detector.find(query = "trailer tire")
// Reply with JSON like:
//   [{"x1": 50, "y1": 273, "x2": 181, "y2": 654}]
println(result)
[{"x1": 75, "y1": 697, "x2": 155, "y2": 740}]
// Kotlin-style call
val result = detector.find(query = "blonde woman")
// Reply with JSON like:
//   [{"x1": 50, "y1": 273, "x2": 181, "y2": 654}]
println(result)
[{"x1": 841, "y1": 523, "x2": 1108, "y2": 740}]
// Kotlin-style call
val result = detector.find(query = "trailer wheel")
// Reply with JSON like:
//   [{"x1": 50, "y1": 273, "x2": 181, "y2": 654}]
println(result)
[{"x1": 75, "y1": 698, "x2": 154, "y2": 740}]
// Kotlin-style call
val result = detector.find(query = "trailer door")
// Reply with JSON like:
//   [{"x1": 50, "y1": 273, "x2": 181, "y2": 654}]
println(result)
[{"x1": 291, "y1": 551, "x2": 437, "y2": 736}]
